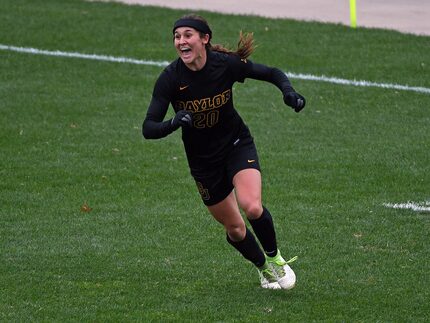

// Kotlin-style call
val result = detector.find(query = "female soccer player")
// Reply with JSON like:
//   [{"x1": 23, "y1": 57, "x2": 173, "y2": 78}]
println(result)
[{"x1": 143, "y1": 14, "x2": 306, "y2": 289}]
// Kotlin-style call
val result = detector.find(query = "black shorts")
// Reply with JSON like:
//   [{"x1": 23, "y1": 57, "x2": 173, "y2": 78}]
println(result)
[{"x1": 192, "y1": 136, "x2": 261, "y2": 206}]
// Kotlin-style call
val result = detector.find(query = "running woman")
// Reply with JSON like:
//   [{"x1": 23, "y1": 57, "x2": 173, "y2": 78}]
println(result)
[{"x1": 143, "y1": 14, "x2": 306, "y2": 289}]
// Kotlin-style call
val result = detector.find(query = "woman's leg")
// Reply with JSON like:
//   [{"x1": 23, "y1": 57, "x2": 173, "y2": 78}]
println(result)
[
  {"x1": 207, "y1": 190, "x2": 280, "y2": 289},
  {"x1": 232, "y1": 168, "x2": 263, "y2": 220},
  {"x1": 207, "y1": 191, "x2": 265, "y2": 268},
  {"x1": 233, "y1": 168, "x2": 296, "y2": 289},
  {"x1": 207, "y1": 190, "x2": 246, "y2": 241},
  {"x1": 233, "y1": 169, "x2": 278, "y2": 256}
]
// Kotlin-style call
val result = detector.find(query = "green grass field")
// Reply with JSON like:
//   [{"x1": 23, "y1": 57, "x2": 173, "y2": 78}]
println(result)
[{"x1": 1, "y1": 0, "x2": 429, "y2": 321}]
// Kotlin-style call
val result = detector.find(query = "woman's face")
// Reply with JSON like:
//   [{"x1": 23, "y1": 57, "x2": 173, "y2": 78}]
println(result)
[{"x1": 174, "y1": 27, "x2": 209, "y2": 71}]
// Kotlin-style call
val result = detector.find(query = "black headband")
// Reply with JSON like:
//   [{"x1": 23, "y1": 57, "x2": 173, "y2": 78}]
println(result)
[{"x1": 173, "y1": 18, "x2": 212, "y2": 41}]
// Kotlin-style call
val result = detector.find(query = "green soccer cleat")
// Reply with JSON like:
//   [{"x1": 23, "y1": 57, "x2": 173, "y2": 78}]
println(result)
[
  {"x1": 258, "y1": 263, "x2": 281, "y2": 289},
  {"x1": 267, "y1": 251, "x2": 297, "y2": 290}
]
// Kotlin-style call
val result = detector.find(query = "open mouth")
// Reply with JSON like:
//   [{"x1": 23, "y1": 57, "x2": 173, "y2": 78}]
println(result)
[{"x1": 180, "y1": 47, "x2": 192, "y2": 58}]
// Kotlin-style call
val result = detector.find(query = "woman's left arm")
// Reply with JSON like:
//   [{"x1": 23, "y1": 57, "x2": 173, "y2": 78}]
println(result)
[{"x1": 247, "y1": 62, "x2": 306, "y2": 112}]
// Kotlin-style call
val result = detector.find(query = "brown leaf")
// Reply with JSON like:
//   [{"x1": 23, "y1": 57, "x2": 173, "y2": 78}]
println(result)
[{"x1": 80, "y1": 202, "x2": 92, "y2": 213}]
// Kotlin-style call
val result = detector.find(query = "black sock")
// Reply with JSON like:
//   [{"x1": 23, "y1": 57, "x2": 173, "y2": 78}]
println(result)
[
  {"x1": 226, "y1": 227, "x2": 266, "y2": 267},
  {"x1": 248, "y1": 206, "x2": 278, "y2": 257}
]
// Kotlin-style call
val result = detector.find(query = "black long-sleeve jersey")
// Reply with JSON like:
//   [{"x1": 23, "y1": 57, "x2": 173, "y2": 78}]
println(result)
[{"x1": 143, "y1": 50, "x2": 295, "y2": 172}]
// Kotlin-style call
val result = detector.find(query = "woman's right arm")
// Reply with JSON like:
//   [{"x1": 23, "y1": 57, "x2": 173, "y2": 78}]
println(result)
[
  {"x1": 142, "y1": 95, "x2": 175, "y2": 139},
  {"x1": 142, "y1": 70, "x2": 178, "y2": 139}
]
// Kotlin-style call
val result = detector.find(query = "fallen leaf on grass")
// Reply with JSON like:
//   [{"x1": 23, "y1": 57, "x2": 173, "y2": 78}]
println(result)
[{"x1": 80, "y1": 202, "x2": 92, "y2": 213}]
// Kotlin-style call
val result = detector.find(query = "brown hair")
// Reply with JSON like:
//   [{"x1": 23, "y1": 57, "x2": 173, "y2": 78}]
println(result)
[{"x1": 179, "y1": 14, "x2": 255, "y2": 59}]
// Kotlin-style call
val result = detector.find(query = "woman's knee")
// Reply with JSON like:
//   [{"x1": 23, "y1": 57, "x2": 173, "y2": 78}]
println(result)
[
  {"x1": 226, "y1": 222, "x2": 246, "y2": 241},
  {"x1": 241, "y1": 201, "x2": 263, "y2": 220}
]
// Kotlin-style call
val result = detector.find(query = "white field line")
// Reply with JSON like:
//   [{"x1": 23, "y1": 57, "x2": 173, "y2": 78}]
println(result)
[
  {"x1": 383, "y1": 202, "x2": 430, "y2": 212},
  {"x1": 0, "y1": 44, "x2": 170, "y2": 67},
  {"x1": 287, "y1": 72, "x2": 430, "y2": 94},
  {"x1": 1, "y1": 44, "x2": 430, "y2": 95}
]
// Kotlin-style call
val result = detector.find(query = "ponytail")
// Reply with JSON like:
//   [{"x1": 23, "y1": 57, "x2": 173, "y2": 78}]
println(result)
[{"x1": 210, "y1": 31, "x2": 255, "y2": 59}]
